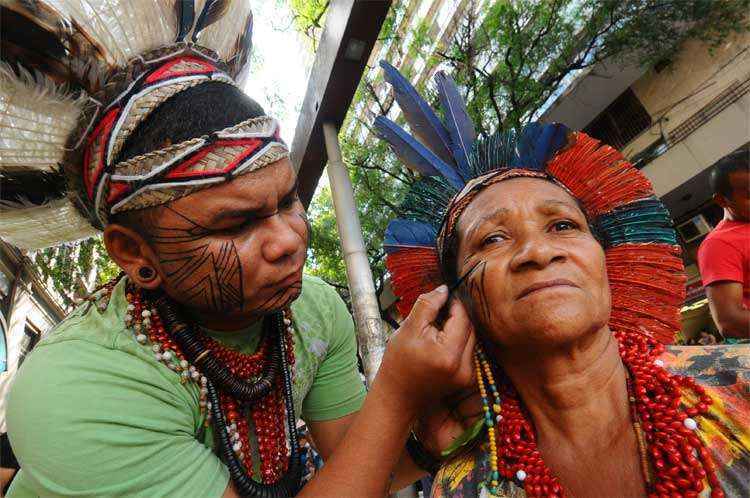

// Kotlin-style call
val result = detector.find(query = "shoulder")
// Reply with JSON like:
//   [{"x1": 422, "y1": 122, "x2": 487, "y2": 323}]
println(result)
[
  {"x1": 298, "y1": 274, "x2": 343, "y2": 305},
  {"x1": 699, "y1": 224, "x2": 747, "y2": 255},
  {"x1": 8, "y1": 281, "x2": 198, "y2": 434},
  {"x1": 661, "y1": 345, "x2": 750, "y2": 386},
  {"x1": 660, "y1": 345, "x2": 750, "y2": 496},
  {"x1": 292, "y1": 275, "x2": 350, "y2": 336}
]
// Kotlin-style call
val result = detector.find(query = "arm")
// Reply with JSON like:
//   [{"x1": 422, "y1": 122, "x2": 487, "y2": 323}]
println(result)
[
  {"x1": 705, "y1": 282, "x2": 750, "y2": 339},
  {"x1": 308, "y1": 415, "x2": 427, "y2": 492},
  {"x1": 299, "y1": 286, "x2": 474, "y2": 497}
]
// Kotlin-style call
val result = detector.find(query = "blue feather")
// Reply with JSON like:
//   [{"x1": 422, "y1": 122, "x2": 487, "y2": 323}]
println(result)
[
  {"x1": 384, "y1": 219, "x2": 437, "y2": 253},
  {"x1": 435, "y1": 71, "x2": 475, "y2": 182},
  {"x1": 374, "y1": 116, "x2": 465, "y2": 189},
  {"x1": 380, "y1": 61, "x2": 455, "y2": 167},
  {"x1": 511, "y1": 122, "x2": 569, "y2": 170}
]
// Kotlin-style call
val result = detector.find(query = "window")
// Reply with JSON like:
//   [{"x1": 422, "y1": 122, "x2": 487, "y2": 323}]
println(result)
[
  {"x1": 17, "y1": 324, "x2": 40, "y2": 367},
  {"x1": 583, "y1": 88, "x2": 652, "y2": 150}
]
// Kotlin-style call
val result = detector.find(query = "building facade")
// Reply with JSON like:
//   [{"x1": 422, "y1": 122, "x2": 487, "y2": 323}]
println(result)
[
  {"x1": 0, "y1": 241, "x2": 66, "y2": 434},
  {"x1": 540, "y1": 30, "x2": 750, "y2": 340}
]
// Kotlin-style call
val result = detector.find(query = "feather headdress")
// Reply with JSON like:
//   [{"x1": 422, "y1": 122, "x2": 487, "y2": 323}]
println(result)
[
  {"x1": 376, "y1": 63, "x2": 684, "y2": 344},
  {"x1": 1, "y1": 0, "x2": 285, "y2": 249}
]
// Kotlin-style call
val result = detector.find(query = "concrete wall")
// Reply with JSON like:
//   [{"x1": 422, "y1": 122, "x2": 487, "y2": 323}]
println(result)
[{"x1": 623, "y1": 32, "x2": 750, "y2": 196}]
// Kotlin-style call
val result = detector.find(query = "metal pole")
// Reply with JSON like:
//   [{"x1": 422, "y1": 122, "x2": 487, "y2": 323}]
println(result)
[{"x1": 322, "y1": 122, "x2": 386, "y2": 386}]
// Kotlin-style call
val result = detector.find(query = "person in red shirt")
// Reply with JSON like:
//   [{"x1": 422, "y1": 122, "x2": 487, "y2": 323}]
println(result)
[{"x1": 697, "y1": 145, "x2": 750, "y2": 339}]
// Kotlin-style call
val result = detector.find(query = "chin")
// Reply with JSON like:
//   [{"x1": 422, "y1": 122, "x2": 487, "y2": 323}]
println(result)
[
  {"x1": 250, "y1": 283, "x2": 303, "y2": 315},
  {"x1": 507, "y1": 305, "x2": 607, "y2": 347}
]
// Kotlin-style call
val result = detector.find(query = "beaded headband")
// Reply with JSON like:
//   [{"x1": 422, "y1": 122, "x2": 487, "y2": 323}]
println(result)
[{"x1": 374, "y1": 61, "x2": 685, "y2": 344}]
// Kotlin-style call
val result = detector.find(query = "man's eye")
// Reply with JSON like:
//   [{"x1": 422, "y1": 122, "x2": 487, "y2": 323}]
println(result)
[
  {"x1": 551, "y1": 220, "x2": 578, "y2": 232},
  {"x1": 222, "y1": 218, "x2": 254, "y2": 234},
  {"x1": 280, "y1": 192, "x2": 298, "y2": 210}
]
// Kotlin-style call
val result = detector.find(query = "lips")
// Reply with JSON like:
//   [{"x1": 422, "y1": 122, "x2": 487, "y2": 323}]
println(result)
[
  {"x1": 273, "y1": 268, "x2": 303, "y2": 289},
  {"x1": 517, "y1": 278, "x2": 577, "y2": 300}
]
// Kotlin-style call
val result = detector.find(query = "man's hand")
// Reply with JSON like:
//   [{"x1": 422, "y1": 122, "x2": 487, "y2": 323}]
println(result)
[{"x1": 377, "y1": 285, "x2": 476, "y2": 415}]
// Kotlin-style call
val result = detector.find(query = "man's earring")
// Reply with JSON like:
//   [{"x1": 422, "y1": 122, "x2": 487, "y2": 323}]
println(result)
[{"x1": 138, "y1": 266, "x2": 156, "y2": 281}]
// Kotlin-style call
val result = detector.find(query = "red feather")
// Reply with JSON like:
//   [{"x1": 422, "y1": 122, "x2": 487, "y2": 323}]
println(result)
[
  {"x1": 547, "y1": 132, "x2": 654, "y2": 217},
  {"x1": 386, "y1": 248, "x2": 444, "y2": 319}
]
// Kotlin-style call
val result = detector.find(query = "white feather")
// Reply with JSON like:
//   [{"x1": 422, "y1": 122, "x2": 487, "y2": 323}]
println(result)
[
  {"x1": 0, "y1": 198, "x2": 99, "y2": 249},
  {"x1": 46, "y1": 0, "x2": 177, "y2": 66},
  {"x1": 195, "y1": 0, "x2": 253, "y2": 61},
  {"x1": 0, "y1": 65, "x2": 85, "y2": 171}
]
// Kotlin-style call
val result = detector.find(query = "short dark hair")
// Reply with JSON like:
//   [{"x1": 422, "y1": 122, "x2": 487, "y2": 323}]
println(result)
[
  {"x1": 116, "y1": 82, "x2": 266, "y2": 163},
  {"x1": 709, "y1": 145, "x2": 750, "y2": 197}
]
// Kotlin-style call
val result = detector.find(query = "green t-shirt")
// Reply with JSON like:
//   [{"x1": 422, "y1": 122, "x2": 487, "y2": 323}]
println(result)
[{"x1": 6, "y1": 275, "x2": 365, "y2": 497}]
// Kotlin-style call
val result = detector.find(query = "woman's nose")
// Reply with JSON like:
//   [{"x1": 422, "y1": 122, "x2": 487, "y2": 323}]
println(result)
[{"x1": 509, "y1": 232, "x2": 565, "y2": 272}]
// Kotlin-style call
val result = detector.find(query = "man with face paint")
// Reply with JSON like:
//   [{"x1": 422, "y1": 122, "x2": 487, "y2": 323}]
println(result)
[
  {"x1": 698, "y1": 147, "x2": 750, "y2": 340},
  {"x1": 0, "y1": 3, "x2": 475, "y2": 497}
]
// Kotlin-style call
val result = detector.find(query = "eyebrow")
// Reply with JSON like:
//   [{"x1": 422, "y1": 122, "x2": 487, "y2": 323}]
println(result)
[
  {"x1": 463, "y1": 198, "x2": 581, "y2": 241},
  {"x1": 538, "y1": 199, "x2": 580, "y2": 213},
  {"x1": 209, "y1": 178, "x2": 299, "y2": 225},
  {"x1": 464, "y1": 207, "x2": 510, "y2": 242}
]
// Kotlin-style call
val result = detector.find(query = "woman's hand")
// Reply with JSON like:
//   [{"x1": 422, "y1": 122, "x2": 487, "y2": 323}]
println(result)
[{"x1": 376, "y1": 285, "x2": 476, "y2": 416}]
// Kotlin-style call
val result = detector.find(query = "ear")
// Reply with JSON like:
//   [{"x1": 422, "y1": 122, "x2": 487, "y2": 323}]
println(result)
[
  {"x1": 713, "y1": 193, "x2": 728, "y2": 209},
  {"x1": 103, "y1": 223, "x2": 163, "y2": 289}
]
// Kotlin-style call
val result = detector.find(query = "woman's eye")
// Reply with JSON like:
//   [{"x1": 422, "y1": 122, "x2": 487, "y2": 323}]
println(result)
[
  {"x1": 551, "y1": 220, "x2": 578, "y2": 232},
  {"x1": 481, "y1": 233, "x2": 506, "y2": 246}
]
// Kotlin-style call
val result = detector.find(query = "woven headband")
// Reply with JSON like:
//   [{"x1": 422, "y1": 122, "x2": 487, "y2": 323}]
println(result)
[{"x1": 80, "y1": 48, "x2": 288, "y2": 228}]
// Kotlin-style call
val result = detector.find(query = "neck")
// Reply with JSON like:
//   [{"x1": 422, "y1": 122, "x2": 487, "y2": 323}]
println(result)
[
  {"x1": 184, "y1": 306, "x2": 262, "y2": 332},
  {"x1": 724, "y1": 208, "x2": 737, "y2": 222},
  {"x1": 496, "y1": 328, "x2": 630, "y2": 450}
]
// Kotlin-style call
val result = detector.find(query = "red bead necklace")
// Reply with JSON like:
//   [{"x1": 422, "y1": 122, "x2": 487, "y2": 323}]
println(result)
[
  {"x1": 123, "y1": 284, "x2": 296, "y2": 484},
  {"x1": 477, "y1": 329, "x2": 723, "y2": 498}
]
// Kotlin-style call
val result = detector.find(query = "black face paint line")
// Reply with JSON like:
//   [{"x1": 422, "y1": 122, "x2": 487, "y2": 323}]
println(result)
[
  {"x1": 462, "y1": 260, "x2": 491, "y2": 328},
  {"x1": 149, "y1": 207, "x2": 245, "y2": 314}
]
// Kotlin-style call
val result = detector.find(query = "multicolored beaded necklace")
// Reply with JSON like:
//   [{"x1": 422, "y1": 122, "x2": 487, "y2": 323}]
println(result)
[
  {"x1": 119, "y1": 281, "x2": 302, "y2": 497},
  {"x1": 475, "y1": 329, "x2": 723, "y2": 498}
]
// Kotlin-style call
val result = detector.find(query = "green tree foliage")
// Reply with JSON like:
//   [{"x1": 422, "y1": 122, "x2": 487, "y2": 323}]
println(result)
[
  {"x1": 293, "y1": 0, "x2": 749, "y2": 311},
  {"x1": 35, "y1": 236, "x2": 120, "y2": 308},
  {"x1": 289, "y1": 0, "x2": 329, "y2": 48}
]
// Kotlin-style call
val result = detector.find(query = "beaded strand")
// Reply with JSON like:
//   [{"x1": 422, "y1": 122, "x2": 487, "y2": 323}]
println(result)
[
  {"x1": 122, "y1": 284, "x2": 297, "y2": 485},
  {"x1": 475, "y1": 329, "x2": 722, "y2": 498}
]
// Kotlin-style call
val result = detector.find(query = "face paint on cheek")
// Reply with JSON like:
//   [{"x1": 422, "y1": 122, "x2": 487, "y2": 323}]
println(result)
[
  {"x1": 458, "y1": 260, "x2": 491, "y2": 329},
  {"x1": 150, "y1": 207, "x2": 245, "y2": 314}
]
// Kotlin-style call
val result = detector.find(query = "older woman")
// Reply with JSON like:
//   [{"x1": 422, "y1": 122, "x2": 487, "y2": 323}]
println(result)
[{"x1": 374, "y1": 61, "x2": 749, "y2": 498}]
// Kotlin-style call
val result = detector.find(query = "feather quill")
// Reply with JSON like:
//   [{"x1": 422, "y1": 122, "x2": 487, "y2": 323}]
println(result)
[
  {"x1": 195, "y1": 0, "x2": 253, "y2": 64},
  {"x1": 374, "y1": 116, "x2": 464, "y2": 189},
  {"x1": 174, "y1": 0, "x2": 196, "y2": 42},
  {"x1": 193, "y1": 0, "x2": 230, "y2": 35},
  {"x1": 434, "y1": 71, "x2": 475, "y2": 181},
  {"x1": 380, "y1": 61, "x2": 455, "y2": 166}
]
